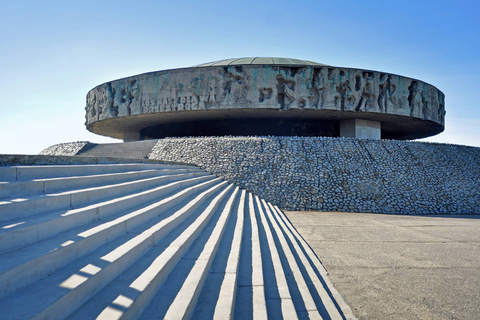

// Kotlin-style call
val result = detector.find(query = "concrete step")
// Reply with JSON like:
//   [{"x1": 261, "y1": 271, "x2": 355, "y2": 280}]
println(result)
[
  {"x1": 0, "y1": 182, "x2": 230, "y2": 320},
  {"x1": 0, "y1": 177, "x2": 224, "y2": 299},
  {"x1": 132, "y1": 186, "x2": 238, "y2": 320},
  {"x1": 0, "y1": 163, "x2": 186, "y2": 181},
  {"x1": 193, "y1": 189, "x2": 247, "y2": 320},
  {"x1": 0, "y1": 170, "x2": 206, "y2": 223},
  {"x1": 0, "y1": 175, "x2": 216, "y2": 254},
  {"x1": 188, "y1": 191, "x2": 263, "y2": 320},
  {"x1": 0, "y1": 162, "x2": 355, "y2": 320},
  {"x1": 0, "y1": 167, "x2": 201, "y2": 199},
  {"x1": 68, "y1": 185, "x2": 237, "y2": 320},
  {"x1": 254, "y1": 195, "x2": 298, "y2": 319},
  {"x1": 76, "y1": 140, "x2": 158, "y2": 159},
  {"x1": 268, "y1": 203, "x2": 354, "y2": 319}
]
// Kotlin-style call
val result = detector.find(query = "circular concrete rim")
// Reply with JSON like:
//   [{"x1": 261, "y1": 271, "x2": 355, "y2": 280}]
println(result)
[{"x1": 86, "y1": 58, "x2": 445, "y2": 140}]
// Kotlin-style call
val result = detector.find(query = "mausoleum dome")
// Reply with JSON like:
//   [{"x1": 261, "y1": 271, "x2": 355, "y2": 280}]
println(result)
[
  {"x1": 85, "y1": 57, "x2": 445, "y2": 141},
  {"x1": 192, "y1": 57, "x2": 330, "y2": 67}
]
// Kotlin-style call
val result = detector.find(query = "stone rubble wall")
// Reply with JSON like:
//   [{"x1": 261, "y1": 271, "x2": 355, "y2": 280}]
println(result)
[
  {"x1": 39, "y1": 142, "x2": 96, "y2": 156},
  {"x1": 148, "y1": 136, "x2": 480, "y2": 214}
]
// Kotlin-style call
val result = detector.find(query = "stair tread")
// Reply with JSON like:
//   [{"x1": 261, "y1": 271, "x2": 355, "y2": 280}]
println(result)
[
  {"x1": 67, "y1": 185, "x2": 234, "y2": 320},
  {"x1": 93, "y1": 184, "x2": 234, "y2": 320},
  {"x1": 7, "y1": 163, "x2": 191, "y2": 181},
  {"x1": 0, "y1": 162, "x2": 353, "y2": 320},
  {"x1": 255, "y1": 195, "x2": 298, "y2": 319},
  {"x1": 0, "y1": 182, "x2": 229, "y2": 319},
  {"x1": 0, "y1": 172, "x2": 207, "y2": 223},
  {"x1": 0, "y1": 178, "x2": 223, "y2": 301},
  {"x1": 211, "y1": 189, "x2": 246, "y2": 319},
  {"x1": 76, "y1": 140, "x2": 158, "y2": 159},
  {"x1": 0, "y1": 174, "x2": 212, "y2": 238},
  {"x1": 261, "y1": 199, "x2": 319, "y2": 315},
  {"x1": 1, "y1": 171, "x2": 193, "y2": 204},
  {"x1": 0, "y1": 176, "x2": 222, "y2": 272},
  {"x1": 162, "y1": 187, "x2": 239, "y2": 320}
]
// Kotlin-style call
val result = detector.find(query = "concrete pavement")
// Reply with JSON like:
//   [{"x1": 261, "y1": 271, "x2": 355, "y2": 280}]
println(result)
[{"x1": 285, "y1": 211, "x2": 480, "y2": 320}]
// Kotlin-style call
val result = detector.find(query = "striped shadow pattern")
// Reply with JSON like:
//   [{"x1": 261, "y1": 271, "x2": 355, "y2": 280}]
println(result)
[{"x1": 0, "y1": 163, "x2": 355, "y2": 319}]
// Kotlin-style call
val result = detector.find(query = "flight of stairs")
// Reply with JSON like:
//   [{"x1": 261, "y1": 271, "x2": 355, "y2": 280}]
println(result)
[
  {"x1": 76, "y1": 140, "x2": 159, "y2": 159},
  {"x1": 0, "y1": 163, "x2": 353, "y2": 319}
]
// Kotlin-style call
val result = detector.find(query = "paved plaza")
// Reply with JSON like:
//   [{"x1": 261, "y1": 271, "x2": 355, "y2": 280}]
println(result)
[{"x1": 286, "y1": 211, "x2": 480, "y2": 320}]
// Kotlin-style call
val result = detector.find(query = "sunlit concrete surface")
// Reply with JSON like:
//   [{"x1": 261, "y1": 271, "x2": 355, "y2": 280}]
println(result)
[
  {"x1": 286, "y1": 211, "x2": 480, "y2": 320},
  {"x1": 0, "y1": 160, "x2": 355, "y2": 319}
]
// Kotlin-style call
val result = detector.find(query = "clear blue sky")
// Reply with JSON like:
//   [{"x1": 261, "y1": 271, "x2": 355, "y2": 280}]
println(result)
[{"x1": 1, "y1": 0, "x2": 479, "y2": 154}]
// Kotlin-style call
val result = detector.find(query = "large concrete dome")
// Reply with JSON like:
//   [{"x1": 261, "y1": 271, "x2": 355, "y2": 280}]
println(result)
[{"x1": 85, "y1": 57, "x2": 445, "y2": 141}]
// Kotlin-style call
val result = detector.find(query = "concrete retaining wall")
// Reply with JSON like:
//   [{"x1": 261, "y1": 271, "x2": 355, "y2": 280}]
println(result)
[{"x1": 148, "y1": 136, "x2": 480, "y2": 214}]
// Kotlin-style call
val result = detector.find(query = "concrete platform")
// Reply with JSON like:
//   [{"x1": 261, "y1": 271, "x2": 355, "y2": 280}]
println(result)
[{"x1": 285, "y1": 211, "x2": 480, "y2": 320}]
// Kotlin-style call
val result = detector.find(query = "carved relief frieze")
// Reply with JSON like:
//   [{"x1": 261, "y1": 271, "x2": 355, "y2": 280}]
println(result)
[{"x1": 85, "y1": 63, "x2": 445, "y2": 139}]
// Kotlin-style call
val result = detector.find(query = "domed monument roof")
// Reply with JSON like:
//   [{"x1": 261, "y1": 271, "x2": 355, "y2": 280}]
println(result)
[
  {"x1": 192, "y1": 57, "x2": 330, "y2": 67},
  {"x1": 85, "y1": 57, "x2": 445, "y2": 141}
]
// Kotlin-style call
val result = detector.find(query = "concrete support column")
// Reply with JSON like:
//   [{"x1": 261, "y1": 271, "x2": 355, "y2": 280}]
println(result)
[
  {"x1": 123, "y1": 131, "x2": 144, "y2": 142},
  {"x1": 340, "y1": 119, "x2": 381, "y2": 140}
]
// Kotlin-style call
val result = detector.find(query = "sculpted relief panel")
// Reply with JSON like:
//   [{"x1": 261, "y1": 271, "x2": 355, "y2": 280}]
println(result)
[{"x1": 86, "y1": 66, "x2": 445, "y2": 126}]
